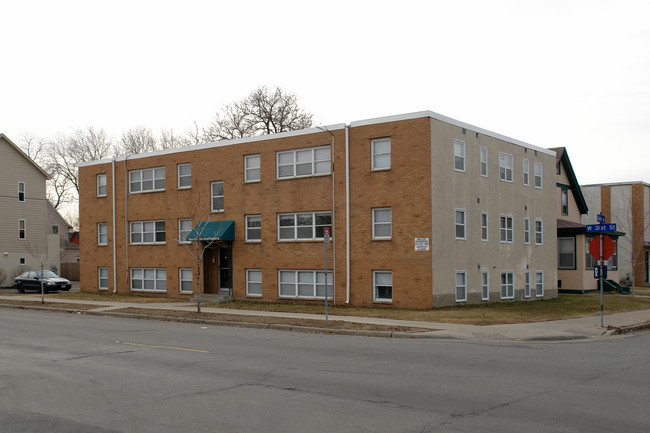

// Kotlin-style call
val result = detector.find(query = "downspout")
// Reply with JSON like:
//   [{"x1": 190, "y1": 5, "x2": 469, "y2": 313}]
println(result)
[
  {"x1": 331, "y1": 133, "x2": 336, "y2": 305},
  {"x1": 123, "y1": 156, "x2": 129, "y2": 293},
  {"x1": 345, "y1": 125, "x2": 350, "y2": 304},
  {"x1": 111, "y1": 159, "x2": 117, "y2": 294}
]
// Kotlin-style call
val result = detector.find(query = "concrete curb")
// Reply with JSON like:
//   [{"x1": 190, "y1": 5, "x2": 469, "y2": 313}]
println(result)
[{"x1": 606, "y1": 321, "x2": 650, "y2": 335}]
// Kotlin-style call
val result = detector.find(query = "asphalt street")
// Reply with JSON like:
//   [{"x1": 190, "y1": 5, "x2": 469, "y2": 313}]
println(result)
[{"x1": 1, "y1": 309, "x2": 649, "y2": 432}]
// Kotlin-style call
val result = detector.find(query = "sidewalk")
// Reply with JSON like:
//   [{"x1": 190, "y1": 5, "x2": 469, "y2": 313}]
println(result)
[{"x1": 1, "y1": 292, "x2": 649, "y2": 341}]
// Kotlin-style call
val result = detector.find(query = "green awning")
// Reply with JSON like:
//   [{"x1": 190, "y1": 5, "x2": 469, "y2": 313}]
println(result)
[{"x1": 186, "y1": 220, "x2": 235, "y2": 241}]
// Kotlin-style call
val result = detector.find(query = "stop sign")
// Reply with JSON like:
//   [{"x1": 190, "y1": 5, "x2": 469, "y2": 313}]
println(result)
[{"x1": 589, "y1": 235, "x2": 615, "y2": 261}]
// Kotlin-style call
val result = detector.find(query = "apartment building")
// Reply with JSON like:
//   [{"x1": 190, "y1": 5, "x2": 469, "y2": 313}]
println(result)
[{"x1": 78, "y1": 111, "x2": 557, "y2": 308}]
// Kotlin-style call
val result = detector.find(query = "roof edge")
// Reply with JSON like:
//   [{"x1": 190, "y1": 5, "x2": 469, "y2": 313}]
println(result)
[{"x1": 0, "y1": 133, "x2": 51, "y2": 179}]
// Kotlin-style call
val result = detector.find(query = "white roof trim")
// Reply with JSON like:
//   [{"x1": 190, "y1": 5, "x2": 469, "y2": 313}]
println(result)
[{"x1": 582, "y1": 181, "x2": 650, "y2": 188}]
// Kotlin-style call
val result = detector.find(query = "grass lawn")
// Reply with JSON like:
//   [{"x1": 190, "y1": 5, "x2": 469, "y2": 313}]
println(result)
[
  {"x1": 633, "y1": 287, "x2": 650, "y2": 296},
  {"x1": 51, "y1": 291, "x2": 187, "y2": 303}
]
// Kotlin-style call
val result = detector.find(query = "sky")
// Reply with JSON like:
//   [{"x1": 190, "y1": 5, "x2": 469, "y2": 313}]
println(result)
[{"x1": 1, "y1": 0, "x2": 649, "y2": 186}]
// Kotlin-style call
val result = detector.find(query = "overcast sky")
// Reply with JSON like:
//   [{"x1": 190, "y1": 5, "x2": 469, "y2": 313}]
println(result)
[{"x1": 2, "y1": 0, "x2": 648, "y2": 185}]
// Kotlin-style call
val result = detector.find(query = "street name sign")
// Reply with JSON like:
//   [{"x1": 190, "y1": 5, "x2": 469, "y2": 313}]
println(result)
[{"x1": 586, "y1": 223, "x2": 616, "y2": 233}]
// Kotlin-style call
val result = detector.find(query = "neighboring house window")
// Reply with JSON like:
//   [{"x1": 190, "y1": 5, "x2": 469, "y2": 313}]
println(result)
[
  {"x1": 18, "y1": 182, "x2": 25, "y2": 202},
  {"x1": 178, "y1": 219, "x2": 192, "y2": 244},
  {"x1": 98, "y1": 223, "x2": 108, "y2": 246},
  {"x1": 455, "y1": 271, "x2": 467, "y2": 302},
  {"x1": 211, "y1": 181, "x2": 224, "y2": 212},
  {"x1": 97, "y1": 174, "x2": 107, "y2": 196},
  {"x1": 481, "y1": 212, "x2": 488, "y2": 241},
  {"x1": 179, "y1": 268, "x2": 193, "y2": 293},
  {"x1": 372, "y1": 208, "x2": 392, "y2": 239},
  {"x1": 500, "y1": 271, "x2": 514, "y2": 299},
  {"x1": 276, "y1": 145, "x2": 331, "y2": 179},
  {"x1": 524, "y1": 217, "x2": 530, "y2": 244},
  {"x1": 481, "y1": 271, "x2": 489, "y2": 301},
  {"x1": 371, "y1": 138, "x2": 391, "y2": 170},
  {"x1": 246, "y1": 215, "x2": 262, "y2": 242},
  {"x1": 178, "y1": 163, "x2": 191, "y2": 189},
  {"x1": 130, "y1": 268, "x2": 166, "y2": 292},
  {"x1": 535, "y1": 219, "x2": 543, "y2": 245},
  {"x1": 500, "y1": 215, "x2": 513, "y2": 243},
  {"x1": 524, "y1": 271, "x2": 531, "y2": 298},
  {"x1": 278, "y1": 212, "x2": 331, "y2": 241},
  {"x1": 373, "y1": 270, "x2": 393, "y2": 302},
  {"x1": 98, "y1": 267, "x2": 108, "y2": 290},
  {"x1": 19, "y1": 257, "x2": 26, "y2": 266},
  {"x1": 129, "y1": 167, "x2": 165, "y2": 193},
  {"x1": 455, "y1": 209, "x2": 466, "y2": 240},
  {"x1": 480, "y1": 146, "x2": 488, "y2": 177},
  {"x1": 558, "y1": 237, "x2": 575, "y2": 269},
  {"x1": 245, "y1": 154, "x2": 261, "y2": 182},
  {"x1": 535, "y1": 271, "x2": 544, "y2": 297},
  {"x1": 130, "y1": 220, "x2": 166, "y2": 244},
  {"x1": 561, "y1": 188, "x2": 569, "y2": 216},
  {"x1": 454, "y1": 139, "x2": 465, "y2": 172},
  {"x1": 556, "y1": 161, "x2": 562, "y2": 175},
  {"x1": 246, "y1": 269, "x2": 262, "y2": 296},
  {"x1": 278, "y1": 270, "x2": 332, "y2": 299},
  {"x1": 499, "y1": 153, "x2": 513, "y2": 182},
  {"x1": 19, "y1": 219, "x2": 26, "y2": 240},
  {"x1": 534, "y1": 162, "x2": 543, "y2": 188},
  {"x1": 523, "y1": 159, "x2": 529, "y2": 186},
  {"x1": 52, "y1": 225, "x2": 59, "y2": 234}
]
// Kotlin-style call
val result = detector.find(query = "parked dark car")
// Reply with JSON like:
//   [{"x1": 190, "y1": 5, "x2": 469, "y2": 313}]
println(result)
[{"x1": 14, "y1": 270, "x2": 72, "y2": 293}]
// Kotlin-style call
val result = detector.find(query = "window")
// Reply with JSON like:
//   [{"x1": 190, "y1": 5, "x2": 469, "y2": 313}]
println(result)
[
  {"x1": 455, "y1": 209, "x2": 466, "y2": 240},
  {"x1": 454, "y1": 139, "x2": 465, "y2": 172},
  {"x1": 534, "y1": 162, "x2": 543, "y2": 188},
  {"x1": 278, "y1": 212, "x2": 331, "y2": 241},
  {"x1": 130, "y1": 268, "x2": 166, "y2": 292},
  {"x1": 51, "y1": 225, "x2": 59, "y2": 234},
  {"x1": 500, "y1": 271, "x2": 514, "y2": 299},
  {"x1": 523, "y1": 218, "x2": 530, "y2": 244},
  {"x1": 481, "y1": 212, "x2": 488, "y2": 241},
  {"x1": 535, "y1": 271, "x2": 544, "y2": 297},
  {"x1": 98, "y1": 223, "x2": 108, "y2": 246},
  {"x1": 277, "y1": 145, "x2": 330, "y2": 179},
  {"x1": 500, "y1": 215, "x2": 513, "y2": 243},
  {"x1": 499, "y1": 152, "x2": 513, "y2": 182},
  {"x1": 178, "y1": 163, "x2": 191, "y2": 189},
  {"x1": 97, "y1": 174, "x2": 107, "y2": 196},
  {"x1": 372, "y1": 208, "x2": 391, "y2": 239},
  {"x1": 178, "y1": 219, "x2": 192, "y2": 244},
  {"x1": 371, "y1": 138, "x2": 391, "y2": 170},
  {"x1": 480, "y1": 146, "x2": 488, "y2": 177},
  {"x1": 524, "y1": 271, "x2": 531, "y2": 298},
  {"x1": 535, "y1": 219, "x2": 543, "y2": 245},
  {"x1": 481, "y1": 271, "x2": 489, "y2": 300},
  {"x1": 179, "y1": 268, "x2": 193, "y2": 293},
  {"x1": 523, "y1": 159, "x2": 529, "y2": 186},
  {"x1": 279, "y1": 270, "x2": 332, "y2": 299},
  {"x1": 246, "y1": 215, "x2": 261, "y2": 242},
  {"x1": 19, "y1": 257, "x2": 26, "y2": 266},
  {"x1": 18, "y1": 182, "x2": 25, "y2": 202},
  {"x1": 129, "y1": 167, "x2": 165, "y2": 193},
  {"x1": 455, "y1": 271, "x2": 467, "y2": 302},
  {"x1": 211, "y1": 181, "x2": 224, "y2": 212},
  {"x1": 130, "y1": 220, "x2": 166, "y2": 244},
  {"x1": 98, "y1": 267, "x2": 108, "y2": 290},
  {"x1": 245, "y1": 154, "x2": 261, "y2": 182},
  {"x1": 246, "y1": 269, "x2": 262, "y2": 296},
  {"x1": 556, "y1": 161, "x2": 562, "y2": 175},
  {"x1": 561, "y1": 188, "x2": 569, "y2": 216},
  {"x1": 558, "y1": 237, "x2": 575, "y2": 269},
  {"x1": 373, "y1": 271, "x2": 392, "y2": 302},
  {"x1": 19, "y1": 219, "x2": 26, "y2": 240}
]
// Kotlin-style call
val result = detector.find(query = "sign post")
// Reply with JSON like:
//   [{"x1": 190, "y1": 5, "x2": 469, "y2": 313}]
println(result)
[
  {"x1": 588, "y1": 222, "x2": 616, "y2": 327},
  {"x1": 323, "y1": 227, "x2": 331, "y2": 325}
]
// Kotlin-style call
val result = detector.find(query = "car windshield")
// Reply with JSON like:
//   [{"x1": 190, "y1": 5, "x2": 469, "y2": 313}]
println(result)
[{"x1": 36, "y1": 271, "x2": 59, "y2": 279}]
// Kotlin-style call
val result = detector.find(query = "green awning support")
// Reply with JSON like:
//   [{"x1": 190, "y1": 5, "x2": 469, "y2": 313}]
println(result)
[{"x1": 186, "y1": 220, "x2": 235, "y2": 241}]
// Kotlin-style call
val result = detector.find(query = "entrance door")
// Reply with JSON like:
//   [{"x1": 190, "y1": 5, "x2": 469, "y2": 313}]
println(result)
[{"x1": 218, "y1": 246, "x2": 232, "y2": 294}]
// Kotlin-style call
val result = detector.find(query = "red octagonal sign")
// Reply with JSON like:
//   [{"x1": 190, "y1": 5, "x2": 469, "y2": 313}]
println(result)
[{"x1": 589, "y1": 235, "x2": 615, "y2": 261}]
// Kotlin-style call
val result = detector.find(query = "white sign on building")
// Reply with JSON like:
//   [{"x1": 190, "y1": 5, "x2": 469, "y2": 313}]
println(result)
[{"x1": 414, "y1": 238, "x2": 429, "y2": 251}]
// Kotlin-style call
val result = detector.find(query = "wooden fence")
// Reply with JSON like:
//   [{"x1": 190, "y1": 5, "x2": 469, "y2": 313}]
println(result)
[{"x1": 60, "y1": 262, "x2": 80, "y2": 281}]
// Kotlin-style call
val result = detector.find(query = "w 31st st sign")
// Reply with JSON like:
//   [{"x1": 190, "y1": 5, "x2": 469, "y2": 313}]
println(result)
[{"x1": 586, "y1": 223, "x2": 616, "y2": 233}]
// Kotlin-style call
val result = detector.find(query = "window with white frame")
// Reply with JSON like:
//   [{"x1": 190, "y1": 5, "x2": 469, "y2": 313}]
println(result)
[
  {"x1": 534, "y1": 162, "x2": 543, "y2": 188},
  {"x1": 129, "y1": 167, "x2": 165, "y2": 193},
  {"x1": 371, "y1": 138, "x2": 391, "y2": 170},
  {"x1": 179, "y1": 268, "x2": 193, "y2": 293},
  {"x1": 481, "y1": 271, "x2": 489, "y2": 300},
  {"x1": 98, "y1": 223, "x2": 108, "y2": 245},
  {"x1": 455, "y1": 271, "x2": 467, "y2": 302},
  {"x1": 98, "y1": 267, "x2": 108, "y2": 290},
  {"x1": 481, "y1": 212, "x2": 488, "y2": 241},
  {"x1": 18, "y1": 219, "x2": 26, "y2": 240},
  {"x1": 279, "y1": 270, "x2": 332, "y2": 299},
  {"x1": 245, "y1": 154, "x2": 261, "y2": 182},
  {"x1": 535, "y1": 219, "x2": 543, "y2": 245},
  {"x1": 278, "y1": 212, "x2": 331, "y2": 241},
  {"x1": 523, "y1": 159, "x2": 529, "y2": 186},
  {"x1": 558, "y1": 237, "x2": 575, "y2": 269},
  {"x1": 454, "y1": 139, "x2": 465, "y2": 172},
  {"x1": 19, "y1": 257, "x2": 26, "y2": 265},
  {"x1": 500, "y1": 271, "x2": 514, "y2": 299},
  {"x1": 373, "y1": 270, "x2": 392, "y2": 302},
  {"x1": 246, "y1": 269, "x2": 262, "y2": 296},
  {"x1": 130, "y1": 220, "x2": 166, "y2": 244},
  {"x1": 500, "y1": 215, "x2": 513, "y2": 243},
  {"x1": 455, "y1": 209, "x2": 466, "y2": 240},
  {"x1": 178, "y1": 163, "x2": 191, "y2": 189},
  {"x1": 372, "y1": 208, "x2": 391, "y2": 239},
  {"x1": 277, "y1": 146, "x2": 330, "y2": 179},
  {"x1": 97, "y1": 174, "x2": 107, "y2": 197},
  {"x1": 535, "y1": 271, "x2": 544, "y2": 297},
  {"x1": 480, "y1": 146, "x2": 488, "y2": 177},
  {"x1": 499, "y1": 152, "x2": 513, "y2": 182},
  {"x1": 524, "y1": 217, "x2": 530, "y2": 244},
  {"x1": 18, "y1": 182, "x2": 25, "y2": 202},
  {"x1": 561, "y1": 188, "x2": 569, "y2": 215},
  {"x1": 524, "y1": 271, "x2": 531, "y2": 298},
  {"x1": 211, "y1": 181, "x2": 224, "y2": 212},
  {"x1": 246, "y1": 215, "x2": 261, "y2": 241},
  {"x1": 130, "y1": 268, "x2": 166, "y2": 292},
  {"x1": 178, "y1": 219, "x2": 192, "y2": 244},
  {"x1": 52, "y1": 225, "x2": 59, "y2": 234}
]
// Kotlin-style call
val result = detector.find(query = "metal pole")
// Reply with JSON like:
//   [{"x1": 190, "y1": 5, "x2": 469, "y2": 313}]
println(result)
[
  {"x1": 600, "y1": 233, "x2": 604, "y2": 328},
  {"x1": 324, "y1": 240, "x2": 328, "y2": 325}
]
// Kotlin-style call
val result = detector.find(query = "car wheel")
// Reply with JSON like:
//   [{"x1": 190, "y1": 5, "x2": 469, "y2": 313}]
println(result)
[{"x1": 16, "y1": 284, "x2": 25, "y2": 294}]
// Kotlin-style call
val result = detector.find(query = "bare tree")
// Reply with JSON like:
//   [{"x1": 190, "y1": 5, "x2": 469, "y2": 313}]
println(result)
[
  {"x1": 17, "y1": 132, "x2": 47, "y2": 162},
  {"x1": 116, "y1": 127, "x2": 158, "y2": 156},
  {"x1": 159, "y1": 128, "x2": 192, "y2": 150}
]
